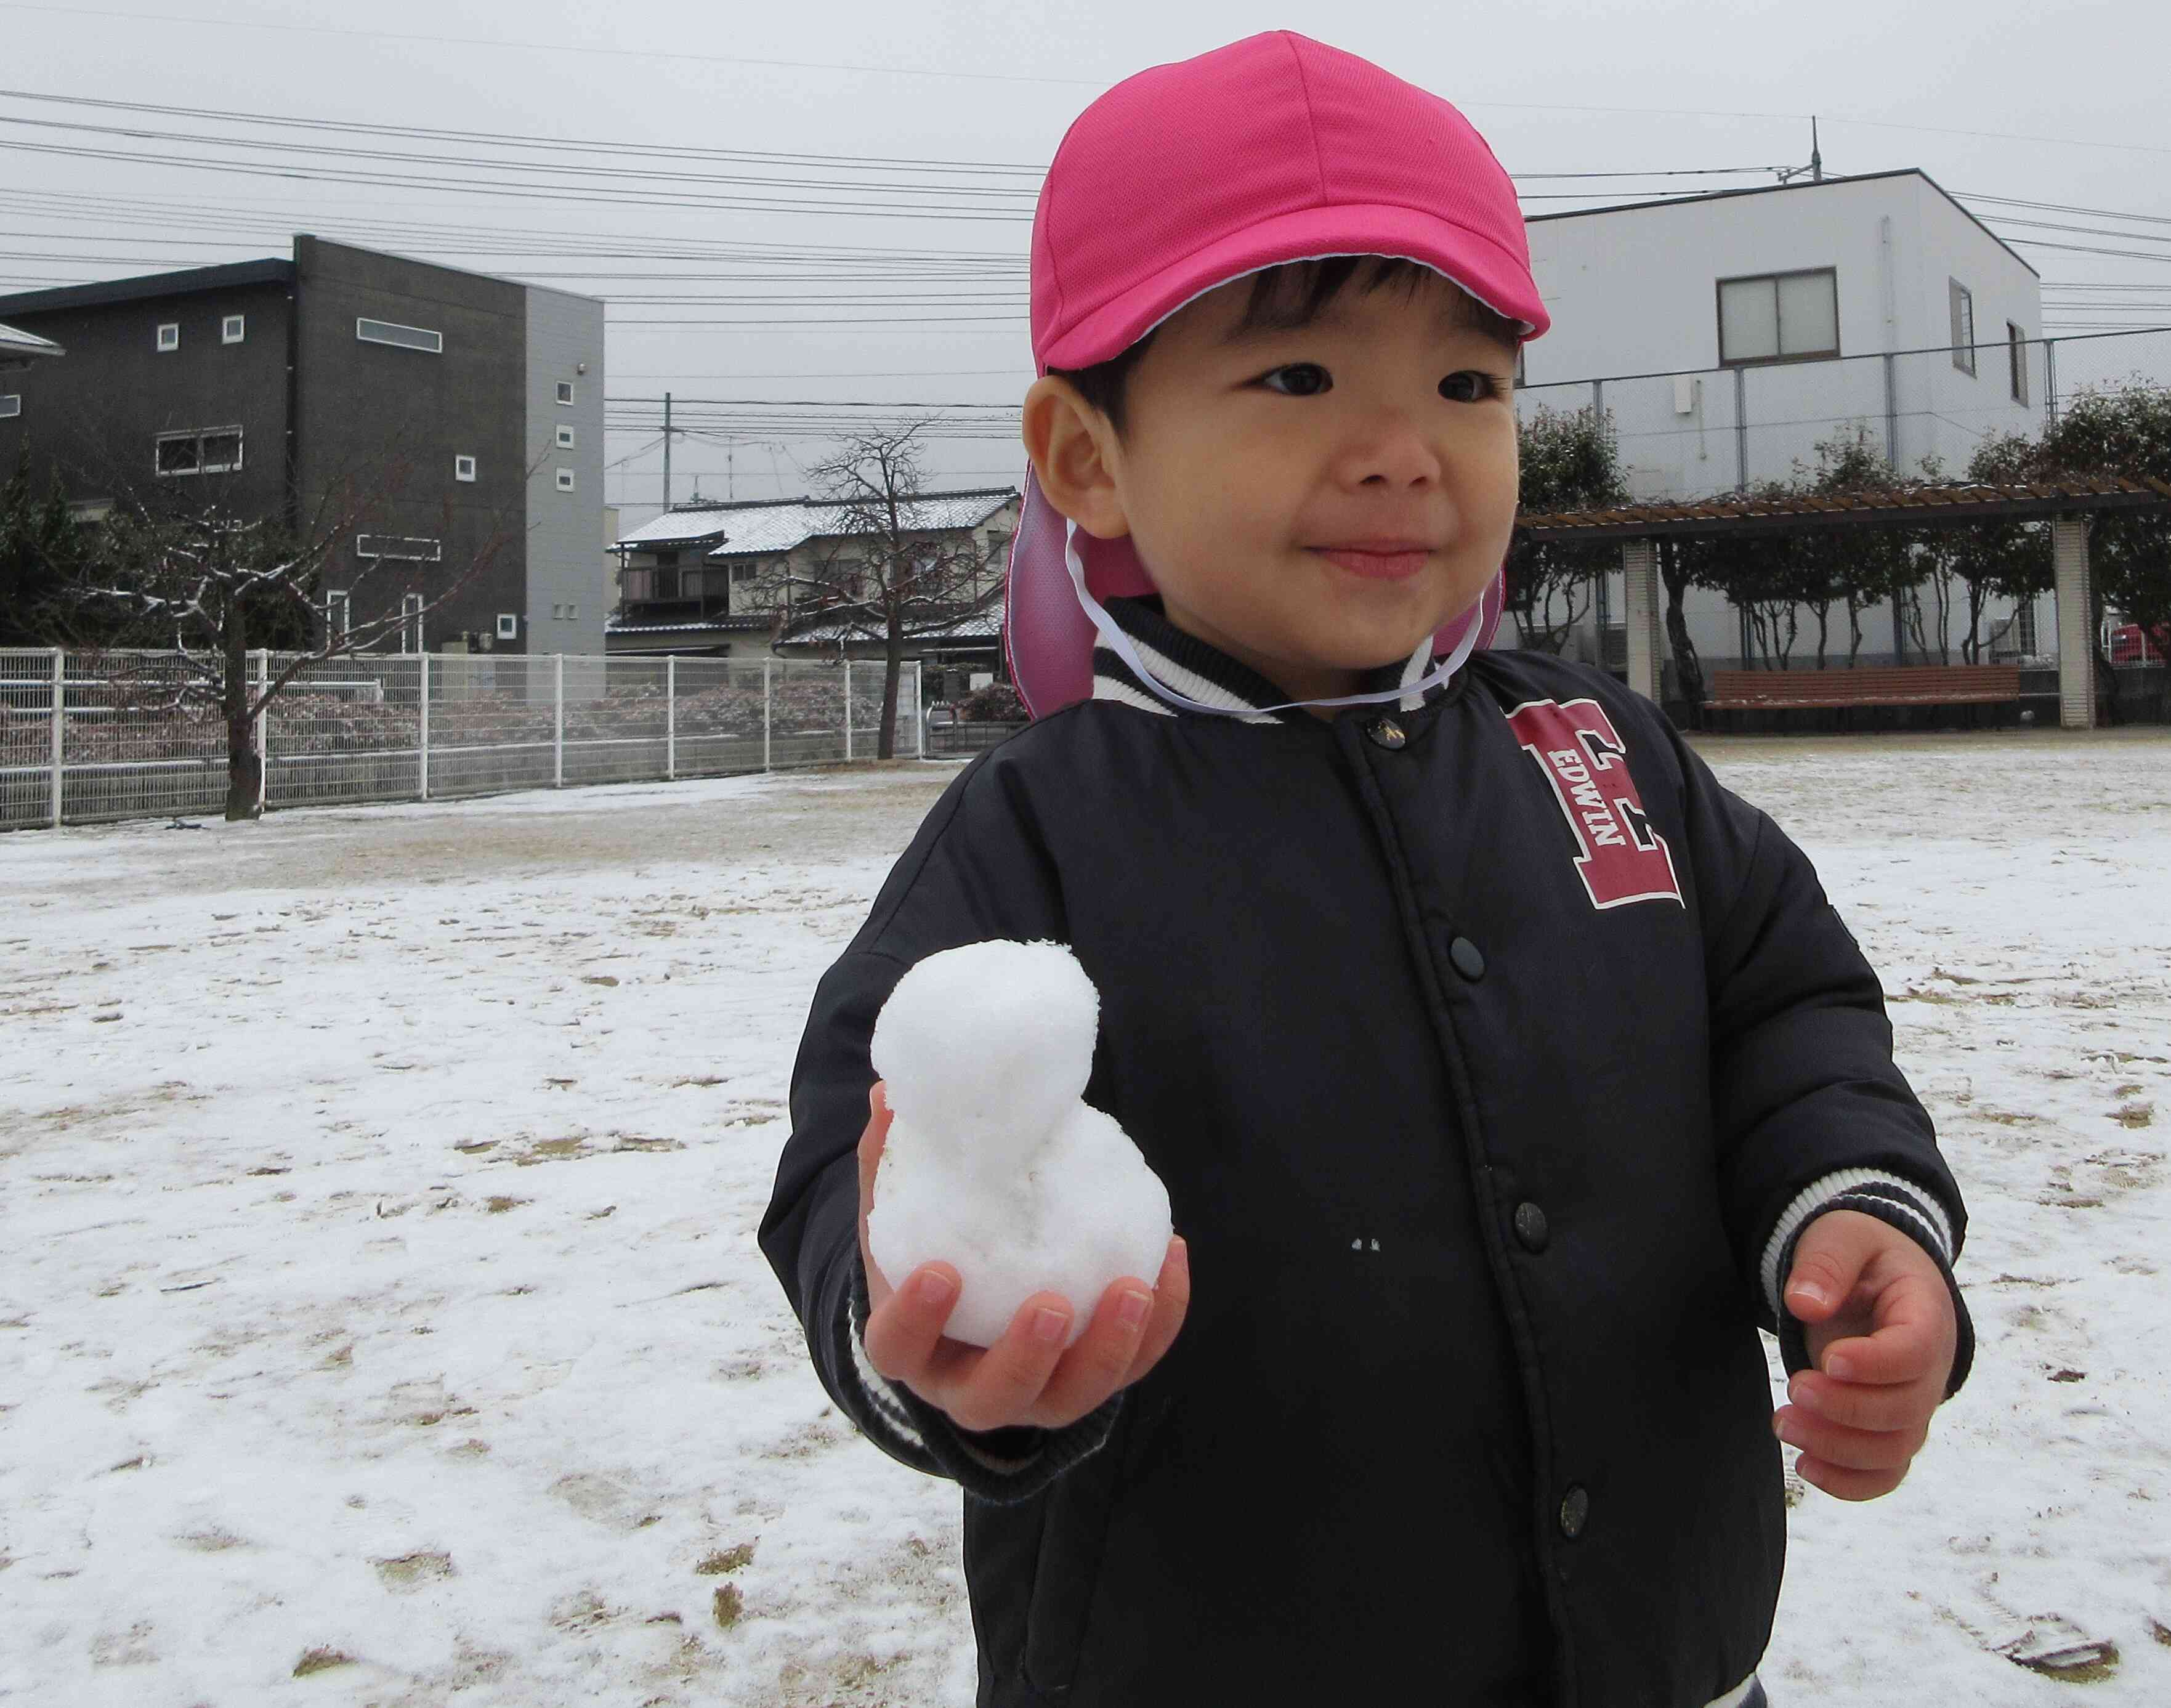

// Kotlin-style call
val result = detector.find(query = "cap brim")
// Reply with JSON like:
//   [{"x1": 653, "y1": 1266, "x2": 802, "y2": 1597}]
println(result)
[{"x1": 1037, "y1": 203, "x2": 1550, "y2": 374}]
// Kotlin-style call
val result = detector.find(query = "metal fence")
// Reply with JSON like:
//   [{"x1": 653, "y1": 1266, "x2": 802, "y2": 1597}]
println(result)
[
  {"x1": 0, "y1": 650, "x2": 924, "y2": 832},
  {"x1": 1516, "y1": 326, "x2": 2171, "y2": 502}
]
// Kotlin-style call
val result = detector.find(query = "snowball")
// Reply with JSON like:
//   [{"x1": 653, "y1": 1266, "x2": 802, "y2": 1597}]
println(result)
[{"x1": 866, "y1": 941, "x2": 1172, "y2": 1350}]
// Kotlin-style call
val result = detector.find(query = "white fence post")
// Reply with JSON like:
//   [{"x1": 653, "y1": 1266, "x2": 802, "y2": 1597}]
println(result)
[
  {"x1": 49, "y1": 648, "x2": 63, "y2": 828},
  {"x1": 666, "y1": 656, "x2": 677, "y2": 781},
  {"x1": 763, "y1": 660, "x2": 772, "y2": 772},
  {"x1": 554, "y1": 654, "x2": 565, "y2": 787},
  {"x1": 843, "y1": 660, "x2": 853, "y2": 762},
  {"x1": 912, "y1": 660, "x2": 925, "y2": 759},
  {"x1": 253, "y1": 649, "x2": 269, "y2": 814},
  {"x1": 418, "y1": 652, "x2": 431, "y2": 801}
]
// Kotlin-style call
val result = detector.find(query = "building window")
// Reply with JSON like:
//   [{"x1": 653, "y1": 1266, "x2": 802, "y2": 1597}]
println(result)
[
  {"x1": 2015, "y1": 599, "x2": 2038, "y2": 656},
  {"x1": 399, "y1": 592, "x2": 425, "y2": 655},
  {"x1": 156, "y1": 323, "x2": 179, "y2": 352},
  {"x1": 653, "y1": 549, "x2": 681, "y2": 569},
  {"x1": 154, "y1": 426, "x2": 243, "y2": 477},
  {"x1": 356, "y1": 534, "x2": 442, "y2": 562},
  {"x1": 556, "y1": 468, "x2": 575, "y2": 492},
  {"x1": 455, "y1": 455, "x2": 477, "y2": 482},
  {"x1": 496, "y1": 613, "x2": 520, "y2": 640},
  {"x1": 326, "y1": 589, "x2": 351, "y2": 639},
  {"x1": 731, "y1": 562, "x2": 758, "y2": 585},
  {"x1": 356, "y1": 317, "x2": 443, "y2": 354},
  {"x1": 1950, "y1": 280, "x2": 1977, "y2": 376},
  {"x1": 556, "y1": 381, "x2": 575, "y2": 405},
  {"x1": 2008, "y1": 322, "x2": 2028, "y2": 405},
  {"x1": 555, "y1": 424, "x2": 576, "y2": 449},
  {"x1": 0, "y1": 395, "x2": 18, "y2": 419},
  {"x1": 222, "y1": 315, "x2": 246, "y2": 345},
  {"x1": 1716, "y1": 268, "x2": 1840, "y2": 367},
  {"x1": 568, "y1": 603, "x2": 579, "y2": 621}
]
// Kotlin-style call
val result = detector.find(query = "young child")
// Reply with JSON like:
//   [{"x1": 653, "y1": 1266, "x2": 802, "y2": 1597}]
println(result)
[{"x1": 761, "y1": 31, "x2": 1975, "y2": 1708}]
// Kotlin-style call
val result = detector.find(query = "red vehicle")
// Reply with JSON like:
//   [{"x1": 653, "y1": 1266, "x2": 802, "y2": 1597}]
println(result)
[{"x1": 2108, "y1": 621, "x2": 2169, "y2": 665}]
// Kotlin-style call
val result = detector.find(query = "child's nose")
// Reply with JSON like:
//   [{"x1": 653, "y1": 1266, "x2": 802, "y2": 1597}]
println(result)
[{"x1": 1336, "y1": 421, "x2": 1444, "y2": 490}]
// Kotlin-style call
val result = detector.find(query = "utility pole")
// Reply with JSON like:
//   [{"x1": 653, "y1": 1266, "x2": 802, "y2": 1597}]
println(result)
[{"x1": 663, "y1": 391, "x2": 673, "y2": 510}]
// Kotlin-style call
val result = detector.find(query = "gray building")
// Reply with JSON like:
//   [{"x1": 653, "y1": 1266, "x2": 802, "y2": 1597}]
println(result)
[{"x1": 0, "y1": 237, "x2": 605, "y2": 655}]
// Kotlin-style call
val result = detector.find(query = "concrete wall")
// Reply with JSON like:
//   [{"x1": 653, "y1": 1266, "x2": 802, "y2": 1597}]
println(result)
[
  {"x1": 522, "y1": 286, "x2": 607, "y2": 660},
  {"x1": 0, "y1": 275, "x2": 294, "y2": 522},
  {"x1": 292, "y1": 236, "x2": 527, "y2": 651}
]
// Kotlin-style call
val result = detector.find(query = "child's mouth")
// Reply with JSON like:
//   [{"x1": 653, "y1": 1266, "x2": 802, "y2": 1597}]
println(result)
[{"x1": 1308, "y1": 547, "x2": 1431, "y2": 581}]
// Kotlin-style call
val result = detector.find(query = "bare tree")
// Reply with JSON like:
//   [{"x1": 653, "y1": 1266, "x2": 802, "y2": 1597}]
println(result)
[
  {"x1": 793, "y1": 421, "x2": 1008, "y2": 759},
  {"x1": 75, "y1": 459, "x2": 515, "y2": 821}
]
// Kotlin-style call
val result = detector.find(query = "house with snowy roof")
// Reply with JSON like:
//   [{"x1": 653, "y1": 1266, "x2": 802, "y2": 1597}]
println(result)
[{"x1": 608, "y1": 487, "x2": 1018, "y2": 673}]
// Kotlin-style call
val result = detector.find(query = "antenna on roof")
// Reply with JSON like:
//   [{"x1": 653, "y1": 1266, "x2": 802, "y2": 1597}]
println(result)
[{"x1": 1774, "y1": 117, "x2": 1825, "y2": 187}]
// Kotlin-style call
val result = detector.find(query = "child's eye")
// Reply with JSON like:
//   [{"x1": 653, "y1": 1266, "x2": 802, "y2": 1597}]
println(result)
[
  {"x1": 1258, "y1": 363, "x2": 1331, "y2": 397},
  {"x1": 1439, "y1": 370, "x2": 1506, "y2": 403}
]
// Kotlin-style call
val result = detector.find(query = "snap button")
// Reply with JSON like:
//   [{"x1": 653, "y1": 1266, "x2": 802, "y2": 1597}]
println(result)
[
  {"x1": 1513, "y1": 1201, "x2": 1549, "y2": 1253},
  {"x1": 1366, "y1": 716, "x2": 1407, "y2": 750},
  {"x1": 1448, "y1": 936, "x2": 1486, "y2": 982},
  {"x1": 1559, "y1": 1485, "x2": 1589, "y2": 1539}
]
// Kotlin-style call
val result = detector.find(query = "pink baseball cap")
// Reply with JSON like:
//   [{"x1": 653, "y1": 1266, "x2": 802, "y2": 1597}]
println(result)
[{"x1": 1003, "y1": 30, "x2": 1550, "y2": 719}]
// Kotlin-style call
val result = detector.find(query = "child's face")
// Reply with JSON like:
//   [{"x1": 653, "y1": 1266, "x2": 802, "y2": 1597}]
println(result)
[{"x1": 1037, "y1": 267, "x2": 1521, "y2": 708}]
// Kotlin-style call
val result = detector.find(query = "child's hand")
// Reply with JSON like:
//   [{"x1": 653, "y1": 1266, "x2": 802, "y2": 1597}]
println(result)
[
  {"x1": 854, "y1": 1081, "x2": 1191, "y2": 1434},
  {"x1": 1773, "y1": 1208, "x2": 1958, "y2": 1501}
]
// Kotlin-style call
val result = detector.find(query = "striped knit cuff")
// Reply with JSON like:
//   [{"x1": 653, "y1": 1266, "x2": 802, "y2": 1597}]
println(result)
[
  {"x1": 1758, "y1": 1171, "x2": 1975, "y2": 1401},
  {"x1": 843, "y1": 1258, "x2": 1125, "y2": 1504}
]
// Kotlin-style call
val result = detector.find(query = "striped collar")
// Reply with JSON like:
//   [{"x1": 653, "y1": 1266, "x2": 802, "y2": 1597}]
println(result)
[{"x1": 1090, "y1": 596, "x2": 1449, "y2": 725}]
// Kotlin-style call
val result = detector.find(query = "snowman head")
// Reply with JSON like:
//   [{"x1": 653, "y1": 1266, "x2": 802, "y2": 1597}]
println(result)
[{"x1": 870, "y1": 939, "x2": 1101, "y2": 1154}]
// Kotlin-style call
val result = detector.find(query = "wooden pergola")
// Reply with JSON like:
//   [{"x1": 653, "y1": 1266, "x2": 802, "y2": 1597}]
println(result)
[{"x1": 1517, "y1": 474, "x2": 2171, "y2": 729}]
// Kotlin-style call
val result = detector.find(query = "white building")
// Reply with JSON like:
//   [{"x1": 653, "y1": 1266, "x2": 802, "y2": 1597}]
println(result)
[{"x1": 1516, "y1": 170, "x2": 2048, "y2": 670}]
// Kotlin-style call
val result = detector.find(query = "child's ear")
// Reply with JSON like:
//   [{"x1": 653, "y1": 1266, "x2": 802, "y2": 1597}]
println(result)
[{"x1": 1022, "y1": 376, "x2": 1130, "y2": 541}]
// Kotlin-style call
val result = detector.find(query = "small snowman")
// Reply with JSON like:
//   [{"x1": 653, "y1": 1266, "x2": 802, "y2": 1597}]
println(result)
[{"x1": 867, "y1": 939, "x2": 1173, "y2": 1350}]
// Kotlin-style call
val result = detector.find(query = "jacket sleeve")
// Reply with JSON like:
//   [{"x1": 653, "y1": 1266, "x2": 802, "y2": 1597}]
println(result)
[
  {"x1": 1663, "y1": 721, "x2": 1976, "y2": 1401},
  {"x1": 756, "y1": 750, "x2": 1126, "y2": 1502}
]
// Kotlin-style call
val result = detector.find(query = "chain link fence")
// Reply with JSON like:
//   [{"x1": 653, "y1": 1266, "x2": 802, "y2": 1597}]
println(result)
[{"x1": 0, "y1": 650, "x2": 923, "y2": 832}]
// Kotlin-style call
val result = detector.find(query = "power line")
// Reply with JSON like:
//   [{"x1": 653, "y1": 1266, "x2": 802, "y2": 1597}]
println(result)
[{"x1": 0, "y1": 2, "x2": 1114, "y2": 88}]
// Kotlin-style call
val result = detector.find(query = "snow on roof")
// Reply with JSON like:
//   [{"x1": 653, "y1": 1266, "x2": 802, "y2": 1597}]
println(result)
[
  {"x1": 612, "y1": 505, "x2": 742, "y2": 549},
  {"x1": 615, "y1": 490, "x2": 1016, "y2": 555}
]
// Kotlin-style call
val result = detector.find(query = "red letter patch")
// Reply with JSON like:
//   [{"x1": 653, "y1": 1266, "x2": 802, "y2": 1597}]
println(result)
[{"x1": 1504, "y1": 698, "x2": 1683, "y2": 910}]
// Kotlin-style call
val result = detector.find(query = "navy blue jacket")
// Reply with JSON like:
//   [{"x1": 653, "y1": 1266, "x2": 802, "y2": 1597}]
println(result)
[{"x1": 760, "y1": 601, "x2": 1974, "y2": 1708}]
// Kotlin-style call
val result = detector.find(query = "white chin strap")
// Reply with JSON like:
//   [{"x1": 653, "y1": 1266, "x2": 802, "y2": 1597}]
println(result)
[{"x1": 1065, "y1": 517, "x2": 1481, "y2": 717}]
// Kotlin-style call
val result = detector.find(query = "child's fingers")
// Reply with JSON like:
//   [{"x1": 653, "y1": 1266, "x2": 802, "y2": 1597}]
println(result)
[
  {"x1": 1118, "y1": 1236, "x2": 1191, "y2": 1389},
  {"x1": 1789, "y1": 1370, "x2": 1929, "y2": 1434},
  {"x1": 861, "y1": 1261, "x2": 963, "y2": 1386},
  {"x1": 1032, "y1": 1268, "x2": 1166, "y2": 1425},
  {"x1": 1792, "y1": 1451, "x2": 1906, "y2": 1503},
  {"x1": 933, "y1": 1292, "x2": 1076, "y2": 1434},
  {"x1": 855, "y1": 1083, "x2": 894, "y2": 1308},
  {"x1": 856, "y1": 1082, "x2": 891, "y2": 1202},
  {"x1": 1775, "y1": 1406, "x2": 1926, "y2": 1473},
  {"x1": 1033, "y1": 1234, "x2": 1191, "y2": 1423},
  {"x1": 1822, "y1": 1273, "x2": 1951, "y2": 1385}
]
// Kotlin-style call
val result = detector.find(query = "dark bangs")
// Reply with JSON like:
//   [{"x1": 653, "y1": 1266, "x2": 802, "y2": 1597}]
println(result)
[{"x1": 1048, "y1": 256, "x2": 1523, "y2": 438}]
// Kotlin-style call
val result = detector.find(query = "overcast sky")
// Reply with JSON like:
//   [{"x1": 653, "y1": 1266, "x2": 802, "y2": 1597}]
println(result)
[{"x1": 6, "y1": 0, "x2": 2168, "y2": 528}]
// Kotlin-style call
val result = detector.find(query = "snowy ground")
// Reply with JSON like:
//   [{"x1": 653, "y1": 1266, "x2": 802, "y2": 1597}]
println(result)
[{"x1": 1, "y1": 732, "x2": 2167, "y2": 1706}]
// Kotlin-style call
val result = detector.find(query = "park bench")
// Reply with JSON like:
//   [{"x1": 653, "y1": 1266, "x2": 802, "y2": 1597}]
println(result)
[{"x1": 1704, "y1": 664, "x2": 2024, "y2": 731}]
